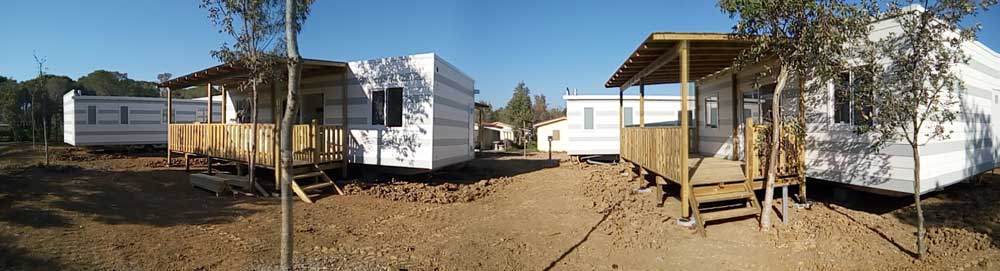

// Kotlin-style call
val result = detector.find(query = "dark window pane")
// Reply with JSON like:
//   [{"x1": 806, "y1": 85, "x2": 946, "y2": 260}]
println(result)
[
  {"x1": 87, "y1": 106, "x2": 96, "y2": 125},
  {"x1": 371, "y1": 90, "x2": 385, "y2": 125},
  {"x1": 120, "y1": 106, "x2": 129, "y2": 124},
  {"x1": 386, "y1": 88, "x2": 403, "y2": 127},
  {"x1": 834, "y1": 72, "x2": 851, "y2": 124}
]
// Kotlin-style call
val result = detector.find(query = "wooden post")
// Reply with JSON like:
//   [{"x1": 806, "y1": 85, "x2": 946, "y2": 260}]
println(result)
[
  {"x1": 619, "y1": 89, "x2": 624, "y2": 159},
  {"x1": 694, "y1": 84, "x2": 700, "y2": 152},
  {"x1": 312, "y1": 119, "x2": 319, "y2": 165},
  {"x1": 639, "y1": 80, "x2": 645, "y2": 127},
  {"x1": 207, "y1": 83, "x2": 213, "y2": 124},
  {"x1": 221, "y1": 85, "x2": 228, "y2": 123},
  {"x1": 272, "y1": 84, "x2": 280, "y2": 187},
  {"x1": 797, "y1": 75, "x2": 807, "y2": 202},
  {"x1": 731, "y1": 72, "x2": 740, "y2": 160},
  {"x1": 679, "y1": 40, "x2": 691, "y2": 219},
  {"x1": 166, "y1": 87, "x2": 172, "y2": 167},
  {"x1": 745, "y1": 117, "x2": 755, "y2": 182},
  {"x1": 340, "y1": 71, "x2": 349, "y2": 178}
]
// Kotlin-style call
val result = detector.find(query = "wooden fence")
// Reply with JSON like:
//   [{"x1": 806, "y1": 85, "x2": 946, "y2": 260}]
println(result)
[
  {"x1": 621, "y1": 127, "x2": 686, "y2": 182},
  {"x1": 169, "y1": 122, "x2": 344, "y2": 167},
  {"x1": 744, "y1": 118, "x2": 803, "y2": 180}
]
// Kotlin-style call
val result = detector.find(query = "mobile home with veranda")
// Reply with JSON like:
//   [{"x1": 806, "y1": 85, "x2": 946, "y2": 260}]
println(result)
[
  {"x1": 606, "y1": 12, "x2": 1000, "y2": 233},
  {"x1": 160, "y1": 53, "x2": 475, "y2": 202}
]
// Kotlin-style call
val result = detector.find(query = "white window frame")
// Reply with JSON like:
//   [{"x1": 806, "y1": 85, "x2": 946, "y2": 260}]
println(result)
[{"x1": 705, "y1": 95, "x2": 719, "y2": 128}]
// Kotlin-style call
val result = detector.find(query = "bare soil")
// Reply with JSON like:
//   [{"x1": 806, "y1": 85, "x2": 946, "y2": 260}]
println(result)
[{"x1": 1, "y1": 143, "x2": 999, "y2": 270}]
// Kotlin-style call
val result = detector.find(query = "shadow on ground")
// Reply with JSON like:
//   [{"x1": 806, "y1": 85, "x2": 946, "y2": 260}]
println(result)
[{"x1": 0, "y1": 164, "x2": 272, "y2": 229}]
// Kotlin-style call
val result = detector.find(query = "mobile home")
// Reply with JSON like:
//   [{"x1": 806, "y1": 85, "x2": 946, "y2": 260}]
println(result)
[
  {"x1": 533, "y1": 116, "x2": 567, "y2": 152},
  {"x1": 162, "y1": 53, "x2": 475, "y2": 172},
  {"x1": 62, "y1": 90, "x2": 225, "y2": 146},
  {"x1": 606, "y1": 18, "x2": 1000, "y2": 232},
  {"x1": 564, "y1": 94, "x2": 691, "y2": 156}
]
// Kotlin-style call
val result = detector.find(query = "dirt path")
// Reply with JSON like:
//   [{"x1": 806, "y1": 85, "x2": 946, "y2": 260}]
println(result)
[{"x1": 2, "y1": 144, "x2": 1000, "y2": 270}]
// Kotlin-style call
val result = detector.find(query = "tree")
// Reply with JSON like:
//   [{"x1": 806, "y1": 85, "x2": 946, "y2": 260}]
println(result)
[
  {"x1": 718, "y1": 0, "x2": 877, "y2": 230},
  {"x1": 503, "y1": 81, "x2": 534, "y2": 130},
  {"x1": 278, "y1": 0, "x2": 314, "y2": 269},
  {"x1": 532, "y1": 94, "x2": 550, "y2": 122},
  {"x1": 0, "y1": 77, "x2": 28, "y2": 141},
  {"x1": 202, "y1": 0, "x2": 284, "y2": 201},
  {"x1": 77, "y1": 70, "x2": 158, "y2": 97},
  {"x1": 849, "y1": 0, "x2": 996, "y2": 258}
]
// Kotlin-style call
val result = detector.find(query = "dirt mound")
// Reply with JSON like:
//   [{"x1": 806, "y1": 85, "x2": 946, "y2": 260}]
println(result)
[
  {"x1": 52, "y1": 148, "x2": 130, "y2": 162},
  {"x1": 343, "y1": 176, "x2": 515, "y2": 204},
  {"x1": 577, "y1": 162, "x2": 674, "y2": 249}
]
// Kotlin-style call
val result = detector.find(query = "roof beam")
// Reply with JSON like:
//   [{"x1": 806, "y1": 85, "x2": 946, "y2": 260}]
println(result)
[{"x1": 619, "y1": 42, "x2": 681, "y2": 91}]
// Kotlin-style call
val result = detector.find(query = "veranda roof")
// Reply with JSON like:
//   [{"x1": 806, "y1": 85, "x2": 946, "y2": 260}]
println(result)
[
  {"x1": 159, "y1": 58, "x2": 348, "y2": 89},
  {"x1": 604, "y1": 32, "x2": 755, "y2": 89}
]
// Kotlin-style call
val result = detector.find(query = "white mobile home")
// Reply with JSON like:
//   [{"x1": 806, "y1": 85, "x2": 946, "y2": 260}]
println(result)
[
  {"x1": 62, "y1": 90, "x2": 224, "y2": 146},
  {"x1": 163, "y1": 53, "x2": 476, "y2": 171},
  {"x1": 534, "y1": 117, "x2": 567, "y2": 152},
  {"x1": 564, "y1": 94, "x2": 692, "y2": 156},
  {"x1": 608, "y1": 18, "x2": 1000, "y2": 198}
]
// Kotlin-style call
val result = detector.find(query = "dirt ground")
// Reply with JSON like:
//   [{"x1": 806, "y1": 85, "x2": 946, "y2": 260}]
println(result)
[{"x1": 2, "y1": 143, "x2": 1000, "y2": 270}]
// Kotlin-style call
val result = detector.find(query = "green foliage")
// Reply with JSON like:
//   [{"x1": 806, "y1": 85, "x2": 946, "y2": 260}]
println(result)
[
  {"x1": 77, "y1": 70, "x2": 158, "y2": 97},
  {"x1": 532, "y1": 94, "x2": 550, "y2": 122},
  {"x1": 851, "y1": 1, "x2": 996, "y2": 148},
  {"x1": 502, "y1": 81, "x2": 534, "y2": 129},
  {"x1": 201, "y1": 0, "x2": 287, "y2": 88}
]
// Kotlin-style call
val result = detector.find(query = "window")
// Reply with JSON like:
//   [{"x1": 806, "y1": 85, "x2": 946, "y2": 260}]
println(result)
[
  {"x1": 834, "y1": 73, "x2": 851, "y2": 124},
  {"x1": 623, "y1": 107, "x2": 633, "y2": 127},
  {"x1": 741, "y1": 84, "x2": 773, "y2": 124},
  {"x1": 162, "y1": 109, "x2": 167, "y2": 124},
  {"x1": 706, "y1": 95, "x2": 719, "y2": 128},
  {"x1": 386, "y1": 88, "x2": 403, "y2": 127},
  {"x1": 87, "y1": 106, "x2": 96, "y2": 125},
  {"x1": 584, "y1": 107, "x2": 594, "y2": 130},
  {"x1": 120, "y1": 106, "x2": 129, "y2": 125},
  {"x1": 371, "y1": 88, "x2": 404, "y2": 127},
  {"x1": 834, "y1": 71, "x2": 872, "y2": 126},
  {"x1": 552, "y1": 130, "x2": 560, "y2": 140}
]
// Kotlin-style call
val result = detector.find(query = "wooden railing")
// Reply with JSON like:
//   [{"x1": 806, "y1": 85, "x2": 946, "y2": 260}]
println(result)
[
  {"x1": 744, "y1": 118, "x2": 803, "y2": 180},
  {"x1": 169, "y1": 122, "x2": 344, "y2": 167},
  {"x1": 621, "y1": 127, "x2": 686, "y2": 182}
]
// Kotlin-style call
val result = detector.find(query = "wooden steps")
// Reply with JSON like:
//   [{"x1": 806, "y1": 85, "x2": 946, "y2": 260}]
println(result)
[
  {"x1": 689, "y1": 181, "x2": 760, "y2": 237},
  {"x1": 290, "y1": 165, "x2": 344, "y2": 203}
]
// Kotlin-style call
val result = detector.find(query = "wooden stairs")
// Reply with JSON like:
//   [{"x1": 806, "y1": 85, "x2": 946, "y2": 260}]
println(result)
[
  {"x1": 688, "y1": 179, "x2": 760, "y2": 237},
  {"x1": 290, "y1": 165, "x2": 344, "y2": 203}
]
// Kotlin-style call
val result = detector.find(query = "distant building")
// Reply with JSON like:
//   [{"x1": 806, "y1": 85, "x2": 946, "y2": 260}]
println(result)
[{"x1": 533, "y1": 116, "x2": 567, "y2": 152}]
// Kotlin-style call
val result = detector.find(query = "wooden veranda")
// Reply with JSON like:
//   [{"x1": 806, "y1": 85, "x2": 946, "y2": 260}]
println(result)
[
  {"x1": 159, "y1": 59, "x2": 350, "y2": 203},
  {"x1": 607, "y1": 32, "x2": 806, "y2": 235}
]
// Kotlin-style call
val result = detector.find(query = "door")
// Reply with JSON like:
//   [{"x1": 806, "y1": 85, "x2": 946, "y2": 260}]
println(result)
[{"x1": 301, "y1": 93, "x2": 325, "y2": 124}]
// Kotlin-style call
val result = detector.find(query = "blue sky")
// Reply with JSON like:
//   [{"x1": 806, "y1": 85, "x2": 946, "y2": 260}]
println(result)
[{"x1": 2, "y1": 0, "x2": 999, "y2": 108}]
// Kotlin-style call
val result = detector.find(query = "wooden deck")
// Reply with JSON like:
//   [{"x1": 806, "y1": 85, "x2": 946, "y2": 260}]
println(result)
[
  {"x1": 168, "y1": 122, "x2": 345, "y2": 168},
  {"x1": 621, "y1": 119, "x2": 805, "y2": 230}
]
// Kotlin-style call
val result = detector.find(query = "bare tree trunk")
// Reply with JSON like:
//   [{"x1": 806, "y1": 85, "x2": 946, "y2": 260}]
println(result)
[
  {"x1": 250, "y1": 83, "x2": 258, "y2": 195},
  {"x1": 760, "y1": 66, "x2": 789, "y2": 230},
  {"x1": 912, "y1": 133, "x2": 925, "y2": 257},
  {"x1": 43, "y1": 102, "x2": 48, "y2": 166},
  {"x1": 280, "y1": 0, "x2": 302, "y2": 269},
  {"x1": 31, "y1": 96, "x2": 36, "y2": 150}
]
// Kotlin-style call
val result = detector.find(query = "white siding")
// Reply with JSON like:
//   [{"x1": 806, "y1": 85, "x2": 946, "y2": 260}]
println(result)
[
  {"x1": 344, "y1": 53, "x2": 437, "y2": 169},
  {"x1": 700, "y1": 18, "x2": 1000, "y2": 195},
  {"x1": 431, "y1": 54, "x2": 476, "y2": 169},
  {"x1": 564, "y1": 95, "x2": 692, "y2": 155},
  {"x1": 63, "y1": 94, "x2": 220, "y2": 146},
  {"x1": 535, "y1": 119, "x2": 568, "y2": 152}
]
